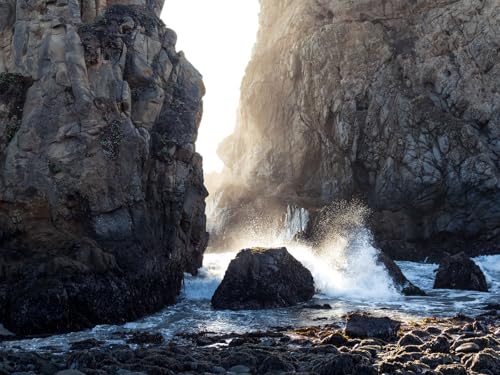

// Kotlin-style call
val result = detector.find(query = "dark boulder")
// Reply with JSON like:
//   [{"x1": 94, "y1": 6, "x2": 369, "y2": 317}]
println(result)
[
  {"x1": 345, "y1": 313, "x2": 401, "y2": 340},
  {"x1": 433, "y1": 253, "x2": 488, "y2": 292},
  {"x1": 376, "y1": 252, "x2": 426, "y2": 296},
  {"x1": 211, "y1": 247, "x2": 315, "y2": 310}
]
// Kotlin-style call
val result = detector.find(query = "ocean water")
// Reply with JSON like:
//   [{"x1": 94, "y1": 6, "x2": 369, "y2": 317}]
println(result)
[{"x1": 1, "y1": 232, "x2": 498, "y2": 353}]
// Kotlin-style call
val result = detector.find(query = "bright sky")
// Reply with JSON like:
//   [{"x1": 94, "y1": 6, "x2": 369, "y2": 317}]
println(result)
[{"x1": 161, "y1": 1, "x2": 260, "y2": 172}]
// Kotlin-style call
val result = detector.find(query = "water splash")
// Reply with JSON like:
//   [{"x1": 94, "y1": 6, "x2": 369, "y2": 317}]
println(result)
[{"x1": 203, "y1": 200, "x2": 400, "y2": 301}]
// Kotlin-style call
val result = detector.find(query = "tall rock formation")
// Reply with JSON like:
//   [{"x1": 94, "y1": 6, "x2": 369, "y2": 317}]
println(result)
[
  {"x1": 216, "y1": 0, "x2": 500, "y2": 259},
  {"x1": 0, "y1": 0, "x2": 208, "y2": 335}
]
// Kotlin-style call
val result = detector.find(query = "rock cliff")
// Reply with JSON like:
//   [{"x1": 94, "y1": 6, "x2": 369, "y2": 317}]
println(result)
[
  {"x1": 0, "y1": 0, "x2": 208, "y2": 334},
  {"x1": 216, "y1": 0, "x2": 500, "y2": 259}
]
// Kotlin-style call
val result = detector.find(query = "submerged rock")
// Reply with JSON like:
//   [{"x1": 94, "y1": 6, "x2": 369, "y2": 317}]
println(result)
[
  {"x1": 211, "y1": 247, "x2": 315, "y2": 310},
  {"x1": 434, "y1": 253, "x2": 489, "y2": 292},
  {"x1": 0, "y1": 0, "x2": 208, "y2": 335},
  {"x1": 376, "y1": 252, "x2": 426, "y2": 296},
  {"x1": 345, "y1": 313, "x2": 401, "y2": 340}
]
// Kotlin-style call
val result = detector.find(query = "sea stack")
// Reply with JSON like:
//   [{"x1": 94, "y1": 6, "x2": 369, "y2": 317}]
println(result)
[{"x1": 0, "y1": 0, "x2": 208, "y2": 335}]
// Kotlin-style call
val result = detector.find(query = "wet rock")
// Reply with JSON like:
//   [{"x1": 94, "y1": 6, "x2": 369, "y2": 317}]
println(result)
[
  {"x1": 211, "y1": 247, "x2": 315, "y2": 310},
  {"x1": 376, "y1": 252, "x2": 426, "y2": 296},
  {"x1": 433, "y1": 253, "x2": 489, "y2": 292},
  {"x1": 425, "y1": 335, "x2": 451, "y2": 353},
  {"x1": 345, "y1": 313, "x2": 401, "y2": 340},
  {"x1": 398, "y1": 333, "x2": 424, "y2": 346},
  {"x1": 56, "y1": 371, "x2": 87, "y2": 375},
  {"x1": 454, "y1": 342, "x2": 481, "y2": 354}
]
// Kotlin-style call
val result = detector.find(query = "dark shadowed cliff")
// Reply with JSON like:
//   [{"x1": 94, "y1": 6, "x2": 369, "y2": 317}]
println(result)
[
  {"x1": 215, "y1": 0, "x2": 500, "y2": 259},
  {"x1": 0, "y1": 0, "x2": 208, "y2": 335}
]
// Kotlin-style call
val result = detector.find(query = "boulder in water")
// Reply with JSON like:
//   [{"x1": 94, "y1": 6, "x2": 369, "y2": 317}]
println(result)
[
  {"x1": 345, "y1": 312, "x2": 401, "y2": 339},
  {"x1": 376, "y1": 252, "x2": 426, "y2": 296},
  {"x1": 433, "y1": 253, "x2": 488, "y2": 292},
  {"x1": 211, "y1": 247, "x2": 315, "y2": 309}
]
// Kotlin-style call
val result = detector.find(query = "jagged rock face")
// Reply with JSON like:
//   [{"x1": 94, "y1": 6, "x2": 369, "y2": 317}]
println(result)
[
  {"x1": 217, "y1": 0, "x2": 500, "y2": 259},
  {"x1": 0, "y1": 0, "x2": 208, "y2": 335}
]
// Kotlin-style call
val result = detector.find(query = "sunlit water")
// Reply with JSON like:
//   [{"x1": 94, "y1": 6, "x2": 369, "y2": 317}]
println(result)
[{"x1": 2, "y1": 241, "x2": 498, "y2": 353}]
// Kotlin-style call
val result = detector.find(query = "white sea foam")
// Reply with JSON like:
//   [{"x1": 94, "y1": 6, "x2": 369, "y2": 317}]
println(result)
[{"x1": 185, "y1": 226, "x2": 400, "y2": 302}]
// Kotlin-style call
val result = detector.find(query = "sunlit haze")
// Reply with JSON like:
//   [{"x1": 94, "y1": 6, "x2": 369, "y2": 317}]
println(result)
[{"x1": 161, "y1": 1, "x2": 260, "y2": 173}]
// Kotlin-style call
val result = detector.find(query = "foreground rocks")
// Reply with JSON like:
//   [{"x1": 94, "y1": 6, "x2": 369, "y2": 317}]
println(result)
[
  {"x1": 213, "y1": 0, "x2": 500, "y2": 260},
  {"x1": 0, "y1": 314, "x2": 498, "y2": 374},
  {"x1": 434, "y1": 253, "x2": 489, "y2": 292},
  {"x1": 0, "y1": 1, "x2": 208, "y2": 335},
  {"x1": 211, "y1": 247, "x2": 315, "y2": 309}
]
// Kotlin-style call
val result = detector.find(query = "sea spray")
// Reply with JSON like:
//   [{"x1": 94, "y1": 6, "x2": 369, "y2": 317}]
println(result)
[
  {"x1": 288, "y1": 228, "x2": 400, "y2": 301},
  {"x1": 197, "y1": 201, "x2": 401, "y2": 301}
]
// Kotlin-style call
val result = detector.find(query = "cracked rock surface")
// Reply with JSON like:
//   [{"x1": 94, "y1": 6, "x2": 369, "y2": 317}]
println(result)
[
  {"x1": 216, "y1": 0, "x2": 500, "y2": 260},
  {"x1": 0, "y1": 0, "x2": 208, "y2": 335}
]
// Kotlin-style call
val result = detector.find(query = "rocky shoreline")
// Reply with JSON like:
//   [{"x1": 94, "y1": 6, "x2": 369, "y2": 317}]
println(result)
[{"x1": 1, "y1": 311, "x2": 498, "y2": 375}]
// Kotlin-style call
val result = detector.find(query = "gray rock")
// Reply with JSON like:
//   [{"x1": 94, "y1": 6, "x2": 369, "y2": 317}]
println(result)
[
  {"x1": 214, "y1": 0, "x2": 500, "y2": 260},
  {"x1": 0, "y1": 1, "x2": 208, "y2": 335}
]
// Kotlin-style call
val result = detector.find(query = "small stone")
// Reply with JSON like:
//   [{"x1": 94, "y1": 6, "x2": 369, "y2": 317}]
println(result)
[{"x1": 455, "y1": 342, "x2": 480, "y2": 353}]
